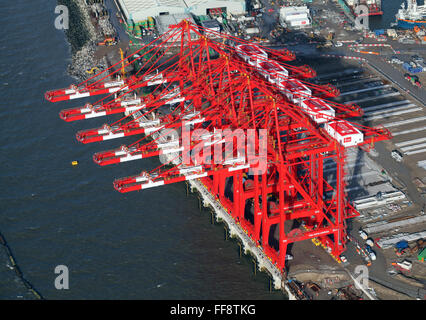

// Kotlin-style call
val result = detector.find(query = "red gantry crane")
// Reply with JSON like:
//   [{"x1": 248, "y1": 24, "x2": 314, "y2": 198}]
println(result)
[{"x1": 45, "y1": 21, "x2": 391, "y2": 272}]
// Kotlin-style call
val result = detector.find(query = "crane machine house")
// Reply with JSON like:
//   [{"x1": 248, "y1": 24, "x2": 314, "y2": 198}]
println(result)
[
  {"x1": 258, "y1": 60, "x2": 289, "y2": 84},
  {"x1": 236, "y1": 43, "x2": 363, "y2": 147},
  {"x1": 300, "y1": 97, "x2": 336, "y2": 124},
  {"x1": 235, "y1": 44, "x2": 268, "y2": 67},
  {"x1": 325, "y1": 120, "x2": 364, "y2": 147},
  {"x1": 281, "y1": 79, "x2": 312, "y2": 105}
]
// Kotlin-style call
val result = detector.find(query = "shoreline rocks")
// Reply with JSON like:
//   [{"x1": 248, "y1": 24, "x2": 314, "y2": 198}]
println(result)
[{"x1": 58, "y1": 0, "x2": 110, "y2": 81}]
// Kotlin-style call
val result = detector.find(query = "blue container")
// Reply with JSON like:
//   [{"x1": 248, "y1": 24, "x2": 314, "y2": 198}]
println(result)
[
  {"x1": 374, "y1": 29, "x2": 385, "y2": 36},
  {"x1": 395, "y1": 241, "x2": 408, "y2": 250},
  {"x1": 410, "y1": 67, "x2": 423, "y2": 73},
  {"x1": 403, "y1": 62, "x2": 411, "y2": 71}
]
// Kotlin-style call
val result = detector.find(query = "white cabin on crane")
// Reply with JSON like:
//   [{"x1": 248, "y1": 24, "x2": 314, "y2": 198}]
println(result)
[
  {"x1": 280, "y1": 78, "x2": 312, "y2": 105},
  {"x1": 258, "y1": 60, "x2": 289, "y2": 84},
  {"x1": 300, "y1": 97, "x2": 335, "y2": 124},
  {"x1": 235, "y1": 44, "x2": 269, "y2": 67},
  {"x1": 324, "y1": 120, "x2": 364, "y2": 147}
]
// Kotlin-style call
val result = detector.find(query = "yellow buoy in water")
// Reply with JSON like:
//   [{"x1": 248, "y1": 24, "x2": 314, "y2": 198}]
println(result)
[{"x1": 71, "y1": 160, "x2": 79, "y2": 166}]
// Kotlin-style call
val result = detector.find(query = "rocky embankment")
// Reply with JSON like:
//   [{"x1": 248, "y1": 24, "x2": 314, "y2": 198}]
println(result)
[{"x1": 58, "y1": 0, "x2": 109, "y2": 81}]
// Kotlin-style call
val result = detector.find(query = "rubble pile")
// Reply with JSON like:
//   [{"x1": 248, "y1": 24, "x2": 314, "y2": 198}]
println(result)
[
  {"x1": 98, "y1": 17, "x2": 115, "y2": 37},
  {"x1": 68, "y1": 42, "x2": 108, "y2": 81}
]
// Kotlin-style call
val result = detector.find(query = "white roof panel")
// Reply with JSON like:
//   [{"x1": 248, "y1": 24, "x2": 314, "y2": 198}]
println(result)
[
  {"x1": 118, "y1": 0, "x2": 186, "y2": 21},
  {"x1": 118, "y1": 0, "x2": 245, "y2": 21},
  {"x1": 121, "y1": 0, "x2": 183, "y2": 11}
]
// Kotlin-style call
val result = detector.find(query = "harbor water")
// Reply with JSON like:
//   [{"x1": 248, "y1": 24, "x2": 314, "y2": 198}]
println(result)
[
  {"x1": 369, "y1": 0, "x2": 425, "y2": 30},
  {"x1": 0, "y1": 1, "x2": 285, "y2": 299}
]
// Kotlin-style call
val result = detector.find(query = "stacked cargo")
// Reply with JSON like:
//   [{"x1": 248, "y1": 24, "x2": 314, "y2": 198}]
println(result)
[
  {"x1": 129, "y1": 17, "x2": 155, "y2": 37},
  {"x1": 134, "y1": 24, "x2": 142, "y2": 37},
  {"x1": 419, "y1": 247, "x2": 426, "y2": 262},
  {"x1": 126, "y1": 19, "x2": 134, "y2": 33},
  {"x1": 148, "y1": 16, "x2": 155, "y2": 29},
  {"x1": 403, "y1": 61, "x2": 423, "y2": 73}
]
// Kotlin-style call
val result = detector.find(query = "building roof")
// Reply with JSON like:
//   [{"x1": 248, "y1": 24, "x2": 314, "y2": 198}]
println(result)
[
  {"x1": 119, "y1": 0, "x2": 245, "y2": 22},
  {"x1": 118, "y1": 0, "x2": 185, "y2": 21},
  {"x1": 123, "y1": 0, "x2": 183, "y2": 11},
  {"x1": 156, "y1": 13, "x2": 197, "y2": 38},
  {"x1": 200, "y1": 19, "x2": 221, "y2": 28}
]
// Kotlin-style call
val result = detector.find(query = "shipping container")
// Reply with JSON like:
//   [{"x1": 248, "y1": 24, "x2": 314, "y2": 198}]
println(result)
[
  {"x1": 374, "y1": 29, "x2": 385, "y2": 36},
  {"x1": 418, "y1": 247, "x2": 426, "y2": 262}
]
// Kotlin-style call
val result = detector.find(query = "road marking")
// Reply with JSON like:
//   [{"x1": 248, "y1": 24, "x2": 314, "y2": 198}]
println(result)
[
  {"x1": 364, "y1": 107, "x2": 423, "y2": 121},
  {"x1": 417, "y1": 160, "x2": 426, "y2": 170},
  {"x1": 340, "y1": 85, "x2": 391, "y2": 97},
  {"x1": 345, "y1": 92, "x2": 400, "y2": 104},
  {"x1": 364, "y1": 104, "x2": 417, "y2": 116},
  {"x1": 392, "y1": 126, "x2": 426, "y2": 136},
  {"x1": 323, "y1": 161, "x2": 366, "y2": 172},
  {"x1": 337, "y1": 77, "x2": 380, "y2": 88},
  {"x1": 362, "y1": 100, "x2": 410, "y2": 112},
  {"x1": 404, "y1": 148, "x2": 426, "y2": 156},
  {"x1": 383, "y1": 116, "x2": 426, "y2": 128},
  {"x1": 395, "y1": 136, "x2": 426, "y2": 147},
  {"x1": 401, "y1": 142, "x2": 426, "y2": 152},
  {"x1": 328, "y1": 171, "x2": 378, "y2": 184}
]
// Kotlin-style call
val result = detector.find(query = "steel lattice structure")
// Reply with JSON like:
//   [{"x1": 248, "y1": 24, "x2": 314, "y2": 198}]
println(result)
[{"x1": 45, "y1": 21, "x2": 391, "y2": 271}]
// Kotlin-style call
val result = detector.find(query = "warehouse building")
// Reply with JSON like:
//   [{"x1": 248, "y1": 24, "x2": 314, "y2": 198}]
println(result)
[
  {"x1": 117, "y1": 0, "x2": 184, "y2": 23},
  {"x1": 155, "y1": 13, "x2": 198, "y2": 41},
  {"x1": 117, "y1": 0, "x2": 245, "y2": 23},
  {"x1": 185, "y1": 0, "x2": 245, "y2": 16}
]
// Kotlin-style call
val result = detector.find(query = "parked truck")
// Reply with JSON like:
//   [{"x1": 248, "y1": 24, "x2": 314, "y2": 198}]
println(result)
[
  {"x1": 366, "y1": 238, "x2": 374, "y2": 247},
  {"x1": 404, "y1": 73, "x2": 422, "y2": 88},
  {"x1": 365, "y1": 245, "x2": 376, "y2": 261},
  {"x1": 391, "y1": 149, "x2": 403, "y2": 162},
  {"x1": 392, "y1": 260, "x2": 412, "y2": 272},
  {"x1": 359, "y1": 229, "x2": 368, "y2": 240}
]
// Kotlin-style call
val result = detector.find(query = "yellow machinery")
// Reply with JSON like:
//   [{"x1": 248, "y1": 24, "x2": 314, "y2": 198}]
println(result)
[
  {"x1": 97, "y1": 37, "x2": 117, "y2": 46},
  {"x1": 119, "y1": 48, "x2": 126, "y2": 79},
  {"x1": 86, "y1": 67, "x2": 100, "y2": 74}
]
